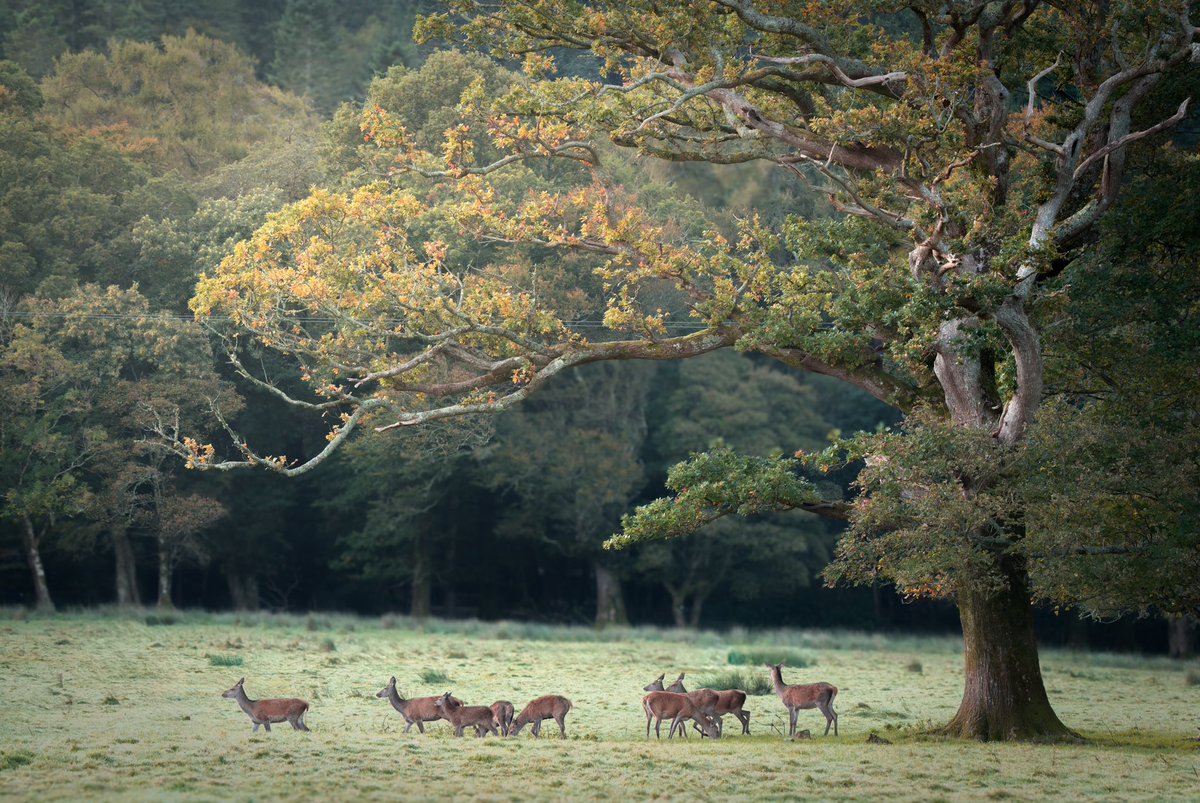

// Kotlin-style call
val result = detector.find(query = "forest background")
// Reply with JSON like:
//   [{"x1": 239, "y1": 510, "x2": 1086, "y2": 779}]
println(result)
[{"x1": 0, "y1": 0, "x2": 1194, "y2": 659}]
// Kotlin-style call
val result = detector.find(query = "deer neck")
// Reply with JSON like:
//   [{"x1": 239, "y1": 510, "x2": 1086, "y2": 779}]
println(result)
[
  {"x1": 385, "y1": 686, "x2": 407, "y2": 714},
  {"x1": 770, "y1": 669, "x2": 787, "y2": 696},
  {"x1": 233, "y1": 687, "x2": 257, "y2": 718}
]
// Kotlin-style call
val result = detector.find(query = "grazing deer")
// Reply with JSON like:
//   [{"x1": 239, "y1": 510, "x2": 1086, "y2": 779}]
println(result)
[
  {"x1": 222, "y1": 678, "x2": 310, "y2": 732},
  {"x1": 376, "y1": 677, "x2": 455, "y2": 734},
  {"x1": 643, "y1": 673, "x2": 749, "y2": 735},
  {"x1": 434, "y1": 692, "x2": 500, "y2": 737},
  {"x1": 490, "y1": 700, "x2": 515, "y2": 736},
  {"x1": 642, "y1": 691, "x2": 719, "y2": 739},
  {"x1": 767, "y1": 662, "x2": 838, "y2": 736},
  {"x1": 509, "y1": 695, "x2": 572, "y2": 739}
]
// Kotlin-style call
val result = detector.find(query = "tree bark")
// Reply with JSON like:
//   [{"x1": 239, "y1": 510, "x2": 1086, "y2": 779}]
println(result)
[
  {"x1": 20, "y1": 514, "x2": 55, "y2": 612},
  {"x1": 112, "y1": 525, "x2": 140, "y2": 607},
  {"x1": 157, "y1": 535, "x2": 174, "y2": 609},
  {"x1": 593, "y1": 559, "x2": 629, "y2": 627},
  {"x1": 941, "y1": 555, "x2": 1077, "y2": 741}
]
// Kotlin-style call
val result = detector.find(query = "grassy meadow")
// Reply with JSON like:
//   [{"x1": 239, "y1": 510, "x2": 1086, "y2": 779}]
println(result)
[{"x1": 0, "y1": 610, "x2": 1197, "y2": 801}]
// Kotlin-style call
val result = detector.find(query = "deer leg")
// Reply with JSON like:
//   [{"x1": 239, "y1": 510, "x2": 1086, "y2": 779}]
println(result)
[
  {"x1": 263, "y1": 721, "x2": 272, "y2": 732},
  {"x1": 788, "y1": 708, "x2": 797, "y2": 737},
  {"x1": 556, "y1": 715, "x2": 567, "y2": 739},
  {"x1": 655, "y1": 717, "x2": 664, "y2": 739},
  {"x1": 252, "y1": 722, "x2": 260, "y2": 732},
  {"x1": 532, "y1": 720, "x2": 542, "y2": 738},
  {"x1": 668, "y1": 715, "x2": 681, "y2": 739},
  {"x1": 740, "y1": 709, "x2": 751, "y2": 735}
]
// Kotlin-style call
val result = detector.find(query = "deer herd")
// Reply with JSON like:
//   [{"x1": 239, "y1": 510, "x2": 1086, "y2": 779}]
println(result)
[{"x1": 222, "y1": 661, "x2": 837, "y2": 741}]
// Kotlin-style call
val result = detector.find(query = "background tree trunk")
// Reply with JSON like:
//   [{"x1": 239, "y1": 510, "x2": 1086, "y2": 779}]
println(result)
[
  {"x1": 21, "y1": 514, "x2": 55, "y2": 612},
  {"x1": 112, "y1": 525, "x2": 140, "y2": 607},
  {"x1": 157, "y1": 535, "x2": 173, "y2": 608},
  {"x1": 1166, "y1": 614, "x2": 1195, "y2": 659},
  {"x1": 941, "y1": 554, "x2": 1076, "y2": 741},
  {"x1": 593, "y1": 559, "x2": 629, "y2": 627},
  {"x1": 226, "y1": 566, "x2": 259, "y2": 611},
  {"x1": 410, "y1": 527, "x2": 431, "y2": 619}
]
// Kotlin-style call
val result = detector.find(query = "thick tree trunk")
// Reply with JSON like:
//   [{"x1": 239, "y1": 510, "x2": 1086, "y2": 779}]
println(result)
[
  {"x1": 112, "y1": 526, "x2": 140, "y2": 607},
  {"x1": 20, "y1": 514, "x2": 55, "y2": 612},
  {"x1": 157, "y1": 536, "x2": 174, "y2": 609},
  {"x1": 941, "y1": 555, "x2": 1077, "y2": 741},
  {"x1": 1166, "y1": 614, "x2": 1195, "y2": 659},
  {"x1": 410, "y1": 528, "x2": 431, "y2": 619},
  {"x1": 592, "y1": 559, "x2": 629, "y2": 627}
]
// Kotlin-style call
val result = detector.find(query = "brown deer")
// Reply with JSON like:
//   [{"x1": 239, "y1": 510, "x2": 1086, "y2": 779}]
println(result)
[
  {"x1": 767, "y1": 662, "x2": 838, "y2": 736},
  {"x1": 375, "y1": 677, "x2": 455, "y2": 734},
  {"x1": 509, "y1": 695, "x2": 572, "y2": 739},
  {"x1": 222, "y1": 678, "x2": 310, "y2": 732},
  {"x1": 642, "y1": 691, "x2": 719, "y2": 739},
  {"x1": 490, "y1": 700, "x2": 515, "y2": 736},
  {"x1": 433, "y1": 692, "x2": 500, "y2": 737},
  {"x1": 643, "y1": 673, "x2": 749, "y2": 735}
]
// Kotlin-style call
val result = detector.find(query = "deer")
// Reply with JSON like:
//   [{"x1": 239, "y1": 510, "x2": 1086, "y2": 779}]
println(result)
[
  {"x1": 433, "y1": 692, "x2": 500, "y2": 737},
  {"x1": 767, "y1": 662, "x2": 838, "y2": 736},
  {"x1": 376, "y1": 677, "x2": 456, "y2": 734},
  {"x1": 643, "y1": 673, "x2": 750, "y2": 735},
  {"x1": 222, "y1": 677, "x2": 310, "y2": 732},
  {"x1": 508, "y1": 695, "x2": 572, "y2": 739},
  {"x1": 642, "y1": 691, "x2": 720, "y2": 739},
  {"x1": 490, "y1": 700, "x2": 515, "y2": 736}
]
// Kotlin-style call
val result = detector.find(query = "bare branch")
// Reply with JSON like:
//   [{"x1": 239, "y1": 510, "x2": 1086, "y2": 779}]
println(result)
[{"x1": 1072, "y1": 97, "x2": 1190, "y2": 179}]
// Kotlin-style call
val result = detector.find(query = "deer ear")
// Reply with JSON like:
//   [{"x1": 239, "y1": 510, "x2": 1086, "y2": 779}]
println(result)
[
  {"x1": 237, "y1": 677, "x2": 245, "y2": 685},
  {"x1": 389, "y1": 676, "x2": 396, "y2": 684}
]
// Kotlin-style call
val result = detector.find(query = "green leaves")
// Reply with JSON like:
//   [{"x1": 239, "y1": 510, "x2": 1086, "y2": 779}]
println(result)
[{"x1": 608, "y1": 445, "x2": 822, "y2": 549}]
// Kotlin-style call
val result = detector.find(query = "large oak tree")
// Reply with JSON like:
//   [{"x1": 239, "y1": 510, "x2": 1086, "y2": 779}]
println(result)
[{"x1": 179, "y1": 2, "x2": 1199, "y2": 740}]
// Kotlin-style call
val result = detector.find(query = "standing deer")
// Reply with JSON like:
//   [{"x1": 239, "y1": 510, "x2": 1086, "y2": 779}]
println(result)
[
  {"x1": 375, "y1": 677, "x2": 455, "y2": 734},
  {"x1": 509, "y1": 695, "x2": 572, "y2": 739},
  {"x1": 490, "y1": 700, "x2": 515, "y2": 736},
  {"x1": 642, "y1": 691, "x2": 720, "y2": 739},
  {"x1": 433, "y1": 692, "x2": 500, "y2": 737},
  {"x1": 222, "y1": 678, "x2": 310, "y2": 732},
  {"x1": 643, "y1": 673, "x2": 750, "y2": 735},
  {"x1": 767, "y1": 662, "x2": 838, "y2": 736}
]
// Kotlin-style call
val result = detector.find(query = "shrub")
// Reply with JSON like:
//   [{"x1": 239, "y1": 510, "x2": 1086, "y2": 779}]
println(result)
[
  {"x1": 208, "y1": 654, "x2": 244, "y2": 667},
  {"x1": 419, "y1": 669, "x2": 452, "y2": 685},
  {"x1": 727, "y1": 648, "x2": 814, "y2": 668},
  {"x1": 694, "y1": 669, "x2": 774, "y2": 696}
]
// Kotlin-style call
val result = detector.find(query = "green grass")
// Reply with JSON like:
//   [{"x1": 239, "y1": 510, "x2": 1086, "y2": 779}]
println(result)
[
  {"x1": 0, "y1": 608, "x2": 1197, "y2": 801},
  {"x1": 727, "y1": 646, "x2": 816, "y2": 667}
]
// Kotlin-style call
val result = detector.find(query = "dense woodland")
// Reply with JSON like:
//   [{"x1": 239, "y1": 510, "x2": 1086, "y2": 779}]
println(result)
[{"x1": 1, "y1": 0, "x2": 1197, "y2": 695}]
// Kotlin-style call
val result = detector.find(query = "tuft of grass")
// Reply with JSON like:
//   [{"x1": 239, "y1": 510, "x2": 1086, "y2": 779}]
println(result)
[
  {"x1": 0, "y1": 750, "x2": 34, "y2": 771},
  {"x1": 102, "y1": 695, "x2": 120, "y2": 705},
  {"x1": 319, "y1": 637, "x2": 337, "y2": 652},
  {"x1": 695, "y1": 669, "x2": 774, "y2": 696},
  {"x1": 906, "y1": 660, "x2": 923, "y2": 673},
  {"x1": 418, "y1": 669, "x2": 452, "y2": 686},
  {"x1": 144, "y1": 613, "x2": 177, "y2": 626},
  {"x1": 207, "y1": 654, "x2": 243, "y2": 667},
  {"x1": 728, "y1": 647, "x2": 814, "y2": 668},
  {"x1": 1185, "y1": 670, "x2": 1199, "y2": 687}
]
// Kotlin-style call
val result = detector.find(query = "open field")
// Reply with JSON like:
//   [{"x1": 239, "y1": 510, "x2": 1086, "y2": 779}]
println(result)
[{"x1": 0, "y1": 610, "x2": 1197, "y2": 801}]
